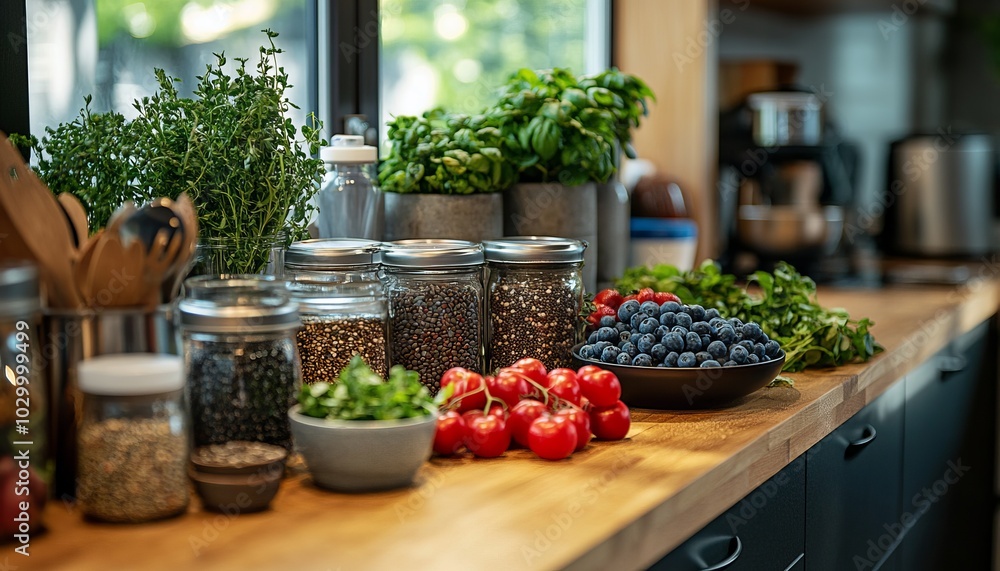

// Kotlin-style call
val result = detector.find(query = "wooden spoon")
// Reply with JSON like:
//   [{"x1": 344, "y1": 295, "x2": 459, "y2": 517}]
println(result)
[
  {"x1": 88, "y1": 230, "x2": 130, "y2": 308},
  {"x1": 0, "y1": 133, "x2": 81, "y2": 308},
  {"x1": 74, "y1": 230, "x2": 104, "y2": 307},
  {"x1": 58, "y1": 193, "x2": 89, "y2": 246},
  {"x1": 144, "y1": 228, "x2": 183, "y2": 307},
  {"x1": 162, "y1": 193, "x2": 200, "y2": 302}
]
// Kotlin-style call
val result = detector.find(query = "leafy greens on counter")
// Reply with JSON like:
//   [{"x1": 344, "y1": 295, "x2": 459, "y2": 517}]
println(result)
[{"x1": 615, "y1": 261, "x2": 882, "y2": 372}]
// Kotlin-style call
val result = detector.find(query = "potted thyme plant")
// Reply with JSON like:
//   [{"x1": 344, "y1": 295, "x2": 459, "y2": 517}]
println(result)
[{"x1": 377, "y1": 108, "x2": 516, "y2": 242}]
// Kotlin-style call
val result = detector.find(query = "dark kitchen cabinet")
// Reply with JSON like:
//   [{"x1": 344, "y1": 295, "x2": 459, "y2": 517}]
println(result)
[
  {"x1": 649, "y1": 459, "x2": 805, "y2": 571},
  {"x1": 898, "y1": 322, "x2": 994, "y2": 571},
  {"x1": 804, "y1": 380, "x2": 905, "y2": 571}
]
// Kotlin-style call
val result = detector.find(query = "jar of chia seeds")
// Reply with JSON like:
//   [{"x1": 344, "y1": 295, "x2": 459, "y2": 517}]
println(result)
[
  {"x1": 179, "y1": 276, "x2": 301, "y2": 450},
  {"x1": 76, "y1": 354, "x2": 189, "y2": 523},
  {"x1": 483, "y1": 237, "x2": 586, "y2": 370},
  {"x1": 284, "y1": 238, "x2": 387, "y2": 382},
  {"x1": 382, "y1": 240, "x2": 484, "y2": 393}
]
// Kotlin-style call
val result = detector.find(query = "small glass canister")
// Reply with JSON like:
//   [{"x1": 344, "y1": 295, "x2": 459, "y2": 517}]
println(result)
[
  {"x1": 179, "y1": 276, "x2": 301, "y2": 450},
  {"x1": 382, "y1": 240, "x2": 484, "y2": 393},
  {"x1": 76, "y1": 354, "x2": 188, "y2": 523},
  {"x1": 483, "y1": 237, "x2": 587, "y2": 370},
  {"x1": 285, "y1": 238, "x2": 387, "y2": 381}
]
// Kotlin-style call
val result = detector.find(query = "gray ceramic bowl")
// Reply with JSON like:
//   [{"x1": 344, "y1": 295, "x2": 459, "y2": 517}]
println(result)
[{"x1": 288, "y1": 405, "x2": 438, "y2": 493}]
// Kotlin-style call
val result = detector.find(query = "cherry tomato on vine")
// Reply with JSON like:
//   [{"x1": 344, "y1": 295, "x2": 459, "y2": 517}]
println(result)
[
  {"x1": 489, "y1": 370, "x2": 531, "y2": 408},
  {"x1": 440, "y1": 368, "x2": 486, "y2": 412},
  {"x1": 510, "y1": 358, "x2": 548, "y2": 388},
  {"x1": 528, "y1": 414, "x2": 578, "y2": 461},
  {"x1": 433, "y1": 411, "x2": 467, "y2": 455},
  {"x1": 464, "y1": 414, "x2": 511, "y2": 458},
  {"x1": 509, "y1": 399, "x2": 549, "y2": 447},
  {"x1": 547, "y1": 368, "x2": 582, "y2": 406},
  {"x1": 589, "y1": 401, "x2": 631, "y2": 441},
  {"x1": 577, "y1": 369, "x2": 622, "y2": 408},
  {"x1": 555, "y1": 407, "x2": 592, "y2": 451}
]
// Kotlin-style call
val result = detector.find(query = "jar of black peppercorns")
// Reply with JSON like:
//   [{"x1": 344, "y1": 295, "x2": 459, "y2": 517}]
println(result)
[
  {"x1": 179, "y1": 276, "x2": 302, "y2": 450},
  {"x1": 382, "y1": 240, "x2": 484, "y2": 394},
  {"x1": 483, "y1": 237, "x2": 586, "y2": 370},
  {"x1": 284, "y1": 238, "x2": 388, "y2": 382}
]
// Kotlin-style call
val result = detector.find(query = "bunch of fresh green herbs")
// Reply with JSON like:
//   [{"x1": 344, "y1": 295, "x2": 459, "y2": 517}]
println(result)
[
  {"x1": 378, "y1": 108, "x2": 516, "y2": 194},
  {"x1": 615, "y1": 260, "x2": 882, "y2": 372},
  {"x1": 297, "y1": 355, "x2": 445, "y2": 421}
]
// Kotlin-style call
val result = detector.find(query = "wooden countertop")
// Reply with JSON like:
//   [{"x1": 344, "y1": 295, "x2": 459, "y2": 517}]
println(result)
[{"x1": 25, "y1": 279, "x2": 1000, "y2": 571}]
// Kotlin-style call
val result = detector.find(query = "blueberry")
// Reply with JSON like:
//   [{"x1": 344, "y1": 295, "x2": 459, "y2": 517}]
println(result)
[
  {"x1": 617, "y1": 300, "x2": 641, "y2": 323},
  {"x1": 717, "y1": 326, "x2": 737, "y2": 345},
  {"x1": 728, "y1": 317, "x2": 744, "y2": 330},
  {"x1": 599, "y1": 315, "x2": 617, "y2": 328},
  {"x1": 597, "y1": 326, "x2": 618, "y2": 342},
  {"x1": 677, "y1": 352, "x2": 697, "y2": 368},
  {"x1": 594, "y1": 341, "x2": 612, "y2": 355},
  {"x1": 671, "y1": 326, "x2": 689, "y2": 336},
  {"x1": 701, "y1": 335, "x2": 712, "y2": 348},
  {"x1": 618, "y1": 330, "x2": 632, "y2": 343},
  {"x1": 685, "y1": 331, "x2": 703, "y2": 352},
  {"x1": 753, "y1": 343, "x2": 766, "y2": 358},
  {"x1": 663, "y1": 332, "x2": 685, "y2": 353},
  {"x1": 689, "y1": 305, "x2": 707, "y2": 322},
  {"x1": 765, "y1": 340, "x2": 781, "y2": 357},
  {"x1": 650, "y1": 343, "x2": 668, "y2": 361},
  {"x1": 660, "y1": 301, "x2": 682, "y2": 314},
  {"x1": 695, "y1": 351, "x2": 713, "y2": 364},
  {"x1": 632, "y1": 353, "x2": 654, "y2": 367},
  {"x1": 656, "y1": 363, "x2": 667, "y2": 368},
  {"x1": 739, "y1": 340, "x2": 754, "y2": 352},
  {"x1": 723, "y1": 360, "x2": 738, "y2": 367},
  {"x1": 707, "y1": 340, "x2": 727, "y2": 360},
  {"x1": 636, "y1": 334, "x2": 657, "y2": 354},
  {"x1": 630, "y1": 312, "x2": 650, "y2": 330},
  {"x1": 759, "y1": 332, "x2": 770, "y2": 345},
  {"x1": 700, "y1": 359, "x2": 721, "y2": 368},
  {"x1": 615, "y1": 322, "x2": 630, "y2": 333},
  {"x1": 640, "y1": 301, "x2": 661, "y2": 317},
  {"x1": 664, "y1": 351, "x2": 679, "y2": 367},
  {"x1": 759, "y1": 353, "x2": 770, "y2": 362},
  {"x1": 616, "y1": 352, "x2": 632, "y2": 365},
  {"x1": 620, "y1": 341, "x2": 639, "y2": 358},
  {"x1": 587, "y1": 331, "x2": 599, "y2": 345},
  {"x1": 705, "y1": 308, "x2": 721, "y2": 320},
  {"x1": 639, "y1": 317, "x2": 660, "y2": 335},
  {"x1": 747, "y1": 353, "x2": 760, "y2": 364},
  {"x1": 730, "y1": 345, "x2": 749, "y2": 364},
  {"x1": 653, "y1": 325, "x2": 670, "y2": 340},
  {"x1": 601, "y1": 346, "x2": 621, "y2": 363},
  {"x1": 659, "y1": 312, "x2": 677, "y2": 327},
  {"x1": 675, "y1": 313, "x2": 693, "y2": 329},
  {"x1": 691, "y1": 322, "x2": 713, "y2": 336},
  {"x1": 580, "y1": 345, "x2": 596, "y2": 359},
  {"x1": 742, "y1": 322, "x2": 763, "y2": 341}
]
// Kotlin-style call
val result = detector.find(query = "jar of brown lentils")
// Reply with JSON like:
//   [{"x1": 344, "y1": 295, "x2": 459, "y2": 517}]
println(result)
[
  {"x1": 483, "y1": 237, "x2": 586, "y2": 370},
  {"x1": 284, "y1": 239, "x2": 387, "y2": 381}
]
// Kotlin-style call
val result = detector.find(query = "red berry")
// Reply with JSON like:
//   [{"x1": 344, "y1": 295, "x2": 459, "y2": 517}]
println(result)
[
  {"x1": 636, "y1": 288, "x2": 656, "y2": 303},
  {"x1": 593, "y1": 289, "x2": 624, "y2": 310},
  {"x1": 653, "y1": 291, "x2": 682, "y2": 305}
]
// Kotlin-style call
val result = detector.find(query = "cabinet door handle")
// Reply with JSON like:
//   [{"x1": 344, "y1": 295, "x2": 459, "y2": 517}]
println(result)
[
  {"x1": 848, "y1": 424, "x2": 877, "y2": 448},
  {"x1": 700, "y1": 536, "x2": 742, "y2": 571},
  {"x1": 938, "y1": 354, "x2": 967, "y2": 375}
]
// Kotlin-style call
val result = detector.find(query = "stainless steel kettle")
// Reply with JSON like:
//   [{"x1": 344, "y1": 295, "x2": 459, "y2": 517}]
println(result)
[{"x1": 881, "y1": 132, "x2": 995, "y2": 257}]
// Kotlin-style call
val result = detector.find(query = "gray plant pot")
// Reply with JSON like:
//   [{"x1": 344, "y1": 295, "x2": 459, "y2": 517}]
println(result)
[
  {"x1": 383, "y1": 192, "x2": 503, "y2": 243},
  {"x1": 504, "y1": 182, "x2": 598, "y2": 292},
  {"x1": 288, "y1": 405, "x2": 437, "y2": 492},
  {"x1": 597, "y1": 180, "x2": 630, "y2": 290}
]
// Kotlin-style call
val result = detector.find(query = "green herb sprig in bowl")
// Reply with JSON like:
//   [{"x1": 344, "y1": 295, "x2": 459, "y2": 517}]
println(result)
[{"x1": 297, "y1": 355, "x2": 446, "y2": 421}]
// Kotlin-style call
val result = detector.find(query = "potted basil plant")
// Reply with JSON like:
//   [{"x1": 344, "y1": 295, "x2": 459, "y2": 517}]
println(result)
[
  {"x1": 288, "y1": 355, "x2": 443, "y2": 492},
  {"x1": 378, "y1": 108, "x2": 517, "y2": 242}
]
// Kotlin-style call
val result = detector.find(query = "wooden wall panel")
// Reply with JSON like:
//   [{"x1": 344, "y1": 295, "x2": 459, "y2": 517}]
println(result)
[{"x1": 614, "y1": 0, "x2": 719, "y2": 259}]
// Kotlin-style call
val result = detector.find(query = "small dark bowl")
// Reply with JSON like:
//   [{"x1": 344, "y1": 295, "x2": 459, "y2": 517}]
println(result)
[
  {"x1": 190, "y1": 442, "x2": 288, "y2": 476},
  {"x1": 189, "y1": 466, "x2": 283, "y2": 514},
  {"x1": 571, "y1": 343, "x2": 786, "y2": 409}
]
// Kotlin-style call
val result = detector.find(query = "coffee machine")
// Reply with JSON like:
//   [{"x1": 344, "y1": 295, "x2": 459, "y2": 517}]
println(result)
[{"x1": 717, "y1": 88, "x2": 861, "y2": 280}]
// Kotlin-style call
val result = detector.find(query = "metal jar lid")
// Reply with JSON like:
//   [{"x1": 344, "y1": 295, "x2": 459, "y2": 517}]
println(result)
[
  {"x1": 0, "y1": 263, "x2": 39, "y2": 317},
  {"x1": 381, "y1": 239, "x2": 484, "y2": 269},
  {"x1": 285, "y1": 238, "x2": 381, "y2": 269},
  {"x1": 179, "y1": 277, "x2": 299, "y2": 333},
  {"x1": 482, "y1": 236, "x2": 587, "y2": 264}
]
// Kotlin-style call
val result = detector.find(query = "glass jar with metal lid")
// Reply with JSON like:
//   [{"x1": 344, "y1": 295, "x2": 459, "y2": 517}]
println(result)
[
  {"x1": 179, "y1": 276, "x2": 301, "y2": 450},
  {"x1": 483, "y1": 237, "x2": 587, "y2": 370},
  {"x1": 284, "y1": 238, "x2": 387, "y2": 381},
  {"x1": 76, "y1": 354, "x2": 188, "y2": 523},
  {"x1": 382, "y1": 240, "x2": 484, "y2": 393}
]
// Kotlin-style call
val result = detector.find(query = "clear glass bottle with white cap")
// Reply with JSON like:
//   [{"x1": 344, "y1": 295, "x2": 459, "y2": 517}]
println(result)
[
  {"x1": 483, "y1": 237, "x2": 587, "y2": 370},
  {"x1": 76, "y1": 354, "x2": 189, "y2": 523},
  {"x1": 316, "y1": 134, "x2": 383, "y2": 240},
  {"x1": 179, "y1": 276, "x2": 301, "y2": 450},
  {"x1": 284, "y1": 238, "x2": 387, "y2": 381},
  {"x1": 382, "y1": 240, "x2": 484, "y2": 393}
]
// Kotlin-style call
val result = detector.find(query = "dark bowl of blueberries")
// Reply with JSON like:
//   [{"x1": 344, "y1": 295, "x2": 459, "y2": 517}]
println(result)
[{"x1": 571, "y1": 299, "x2": 786, "y2": 409}]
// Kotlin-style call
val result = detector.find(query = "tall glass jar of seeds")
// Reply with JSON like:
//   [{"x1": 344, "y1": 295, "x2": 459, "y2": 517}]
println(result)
[
  {"x1": 76, "y1": 354, "x2": 189, "y2": 523},
  {"x1": 382, "y1": 240, "x2": 484, "y2": 393},
  {"x1": 483, "y1": 237, "x2": 586, "y2": 370},
  {"x1": 180, "y1": 276, "x2": 301, "y2": 450},
  {"x1": 284, "y1": 239, "x2": 387, "y2": 382}
]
